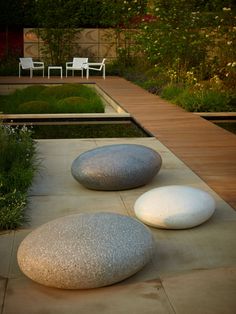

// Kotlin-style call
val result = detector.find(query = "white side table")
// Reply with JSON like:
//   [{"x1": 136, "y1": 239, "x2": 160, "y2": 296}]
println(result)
[{"x1": 48, "y1": 66, "x2": 63, "y2": 79}]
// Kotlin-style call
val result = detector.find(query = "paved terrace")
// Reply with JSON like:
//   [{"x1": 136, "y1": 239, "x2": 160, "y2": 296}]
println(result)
[
  {"x1": 0, "y1": 76, "x2": 236, "y2": 314},
  {"x1": 1, "y1": 75, "x2": 236, "y2": 209}
]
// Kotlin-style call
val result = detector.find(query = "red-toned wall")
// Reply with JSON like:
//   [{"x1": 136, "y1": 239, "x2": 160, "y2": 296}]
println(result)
[{"x1": 0, "y1": 27, "x2": 23, "y2": 59}]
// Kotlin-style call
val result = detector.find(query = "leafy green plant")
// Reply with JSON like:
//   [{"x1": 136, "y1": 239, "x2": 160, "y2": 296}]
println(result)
[
  {"x1": 161, "y1": 84, "x2": 185, "y2": 100},
  {"x1": 0, "y1": 124, "x2": 37, "y2": 230},
  {"x1": 0, "y1": 191, "x2": 27, "y2": 230},
  {"x1": 174, "y1": 88, "x2": 232, "y2": 112},
  {"x1": 0, "y1": 54, "x2": 19, "y2": 76},
  {"x1": 134, "y1": 0, "x2": 236, "y2": 89}
]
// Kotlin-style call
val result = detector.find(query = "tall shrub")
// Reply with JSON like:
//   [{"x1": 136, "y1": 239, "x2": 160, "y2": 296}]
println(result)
[
  {"x1": 34, "y1": 0, "x2": 82, "y2": 65},
  {"x1": 135, "y1": 0, "x2": 236, "y2": 87}
]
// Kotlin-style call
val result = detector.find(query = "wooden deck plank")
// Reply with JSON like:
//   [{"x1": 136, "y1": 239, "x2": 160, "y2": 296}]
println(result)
[
  {"x1": 1, "y1": 76, "x2": 236, "y2": 209},
  {"x1": 95, "y1": 77, "x2": 236, "y2": 210}
]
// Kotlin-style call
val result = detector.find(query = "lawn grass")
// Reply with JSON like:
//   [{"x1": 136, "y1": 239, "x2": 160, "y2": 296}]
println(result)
[{"x1": 0, "y1": 84, "x2": 105, "y2": 114}]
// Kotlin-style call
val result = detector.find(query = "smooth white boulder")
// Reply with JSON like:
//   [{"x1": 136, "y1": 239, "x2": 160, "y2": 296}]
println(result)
[
  {"x1": 17, "y1": 213, "x2": 154, "y2": 289},
  {"x1": 134, "y1": 185, "x2": 216, "y2": 229},
  {"x1": 71, "y1": 144, "x2": 162, "y2": 190}
]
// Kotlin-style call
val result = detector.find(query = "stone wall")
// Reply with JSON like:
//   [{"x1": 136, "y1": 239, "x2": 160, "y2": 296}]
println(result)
[{"x1": 24, "y1": 28, "x2": 130, "y2": 62}]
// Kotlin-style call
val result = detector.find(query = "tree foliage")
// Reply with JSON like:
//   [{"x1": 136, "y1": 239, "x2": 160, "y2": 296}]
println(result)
[
  {"x1": 0, "y1": 0, "x2": 37, "y2": 27},
  {"x1": 34, "y1": 0, "x2": 83, "y2": 64},
  {"x1": 135, "y1": 0, "x2": 236, "y2": 88}
]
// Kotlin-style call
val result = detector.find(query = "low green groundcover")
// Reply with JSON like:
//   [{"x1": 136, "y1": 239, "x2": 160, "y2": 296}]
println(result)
[{"x1": 0, "y1": 84, "x2": 105, "y2": 114}]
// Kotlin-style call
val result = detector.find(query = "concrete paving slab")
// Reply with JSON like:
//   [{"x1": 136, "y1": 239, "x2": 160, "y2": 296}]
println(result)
[
  {"x1": 3, "y1": 277, "x2": 174, "y2": 314},
  {"x1": 26, "y1": 194, "x2": 127, "y2": 228},
  {"x1": 0, "y1": 277, "x2": 7, "y2": 311},
  {"x1": 161, "y1": 267, "x2": 236, "y2": 314},
  {"x1": 31, "y1": 139, "x2": 100, "y2": 196},
  {"x1": 8, "y1": 230, "x2": 33, "y2": 279},
  {"x1": 37, "y1": 139, "x2": 99, "y2": 160},
  {"x1": 30, "y1": 167, "x2": 80, "y2": 196},
  {"x1": 0, "y1": 232, "x2": 14, "y2": 278},
  {"x1": 149, "y1": 220, "x2": 236, "y2": 276},
  {"x1": 29, "y1": 158, "x2": 89, "y2": 196},
  {"x1": 1, "y1": 137, "x2": 236, "y2": 314},
  {"x1": 30, "y1": 166, "x2": 129, "y2": 196},
  {"x1": 36, "y1": 139, "x2": 98, "y2": 157},
  {"x1": 212, "y1": 199, "x2": 236, "y2": 220}
]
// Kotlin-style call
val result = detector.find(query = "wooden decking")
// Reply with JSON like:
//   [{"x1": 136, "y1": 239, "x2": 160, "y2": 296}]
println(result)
[{"x1": 1, "y1": 75, "x2": 236, "y2": 209}]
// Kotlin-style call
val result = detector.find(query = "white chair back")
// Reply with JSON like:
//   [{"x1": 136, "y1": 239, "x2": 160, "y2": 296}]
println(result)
[
  {"x1": 73, "y1": 58, "x2": 88, "y2": 69},
  {"x1": 19, "y1": 58, "x2": 34, "y2": 69}
]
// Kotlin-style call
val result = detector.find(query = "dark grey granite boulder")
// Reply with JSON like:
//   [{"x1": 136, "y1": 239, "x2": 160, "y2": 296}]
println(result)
[
  {"x1": 17, "y1": 213, "x2": 154, "y2": 289},
  {"x1": 71, "y1": 144, "x2": 162, "y2": 190}
]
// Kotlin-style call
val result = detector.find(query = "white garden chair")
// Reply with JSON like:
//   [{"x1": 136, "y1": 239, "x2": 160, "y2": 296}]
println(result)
[
  {"x1": 86, "y1": 58, "x2": 106, "y2": 79},
  {"x1": 19, "y1": 58, "x2": 45, "y2": 78},
  {"x1": 66, "y1": 57, "x2": 88, "y2": 78}
]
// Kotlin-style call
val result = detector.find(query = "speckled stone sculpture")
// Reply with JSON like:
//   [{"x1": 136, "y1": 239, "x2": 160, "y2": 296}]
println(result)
[
  {"x1": 17, "y1": 213, "x2": 154, "y2": 289},
  {"x1": 71, "y1": 144, "x2": 162, "y2": 190},
  {"x1": 134, "y1": 185, "x2": 216, "y2": 229}
]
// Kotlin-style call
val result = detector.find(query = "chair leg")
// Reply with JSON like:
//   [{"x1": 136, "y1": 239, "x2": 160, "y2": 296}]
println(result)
[
  {"x1": 30, "y1": 69, "x2": 33, "y2": 78},
  {"x1": 86, "y1": 68, "x2": 89, "y2": 80},
  {"x1": 19, "y1": 64, "x2": 21, "y2": 78},
  {"x1": 43, "y1": 69, "x2": 44, "y2": 78},
  {"x1": 103, "y1": 65, "x2": 105, "y2": 79}
]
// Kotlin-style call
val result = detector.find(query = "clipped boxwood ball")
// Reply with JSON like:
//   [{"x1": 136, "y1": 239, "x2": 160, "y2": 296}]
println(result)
[
  {"x1": 40, "y1": 85, "x2": 81, "y2": 99},
  {"x1": 18, "y1": 100, "x2": 50, "y2": 114},
  {"x1": 57, "y1": 97, "x2": 88, "y2": 113},
  {"x1": 22, "y1": 85, "x2": 47, "y2": 94}
]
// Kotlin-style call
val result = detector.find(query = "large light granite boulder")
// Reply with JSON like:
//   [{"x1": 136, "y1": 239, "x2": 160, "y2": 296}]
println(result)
[
  {"x1": 71, "y1": 144, "x2": 162, "y2": 190},
  {"x1": 134, "y1": 185, "x2": 216, "y2": 229},
  {"x1": 17, "y1": 213, "x2": 154, "y2": 289}
]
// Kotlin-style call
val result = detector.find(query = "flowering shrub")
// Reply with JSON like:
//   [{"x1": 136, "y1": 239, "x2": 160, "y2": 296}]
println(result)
[
  {"x1": 134, "y1": 0, "x2": 236, "y2": 90},
  {"x1": 174, "y1": 88, "x2": 232, "y2": 112},
  {"x1": 0, "y1": 124, "x2": 37, "y2": 230},
  {"x1": 100, "y1": 0, "x2": 147, "y2": 27}
]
